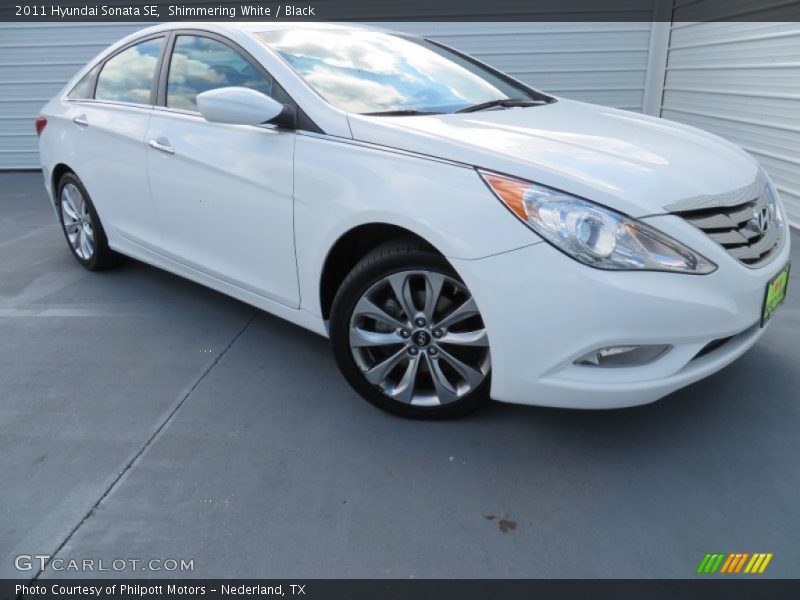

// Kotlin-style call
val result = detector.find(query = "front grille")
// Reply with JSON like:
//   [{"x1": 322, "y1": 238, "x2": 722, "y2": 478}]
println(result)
[{"x1": 674, "y1": 190, "x2": 784, "y2": 267}]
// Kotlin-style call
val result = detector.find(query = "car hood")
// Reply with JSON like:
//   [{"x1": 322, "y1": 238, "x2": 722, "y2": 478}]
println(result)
[{"x1": 346, "y1": 99, "x2": 760, "y2": 217}]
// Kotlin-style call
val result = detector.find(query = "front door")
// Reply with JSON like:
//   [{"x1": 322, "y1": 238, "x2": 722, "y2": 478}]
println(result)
[{"x1": 145, "y1": 34, "x2": 298, "y2": 307}]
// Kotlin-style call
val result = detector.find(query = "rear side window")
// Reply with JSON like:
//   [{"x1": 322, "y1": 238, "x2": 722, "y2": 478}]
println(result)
[
  {"x1": 68, "y1": 64, "x2": 100, "y2": 99},
  {"x1": 166, "y1": 35, "x2": 273, "y2": 112},
  {"x1": 95, "y1": 37, "x2": 164, "y2": 104}
]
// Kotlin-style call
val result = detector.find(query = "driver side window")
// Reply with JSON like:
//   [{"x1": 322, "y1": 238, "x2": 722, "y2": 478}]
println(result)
[{"x1": 166, "y1": 35, "x2": 273, "y2": 112}]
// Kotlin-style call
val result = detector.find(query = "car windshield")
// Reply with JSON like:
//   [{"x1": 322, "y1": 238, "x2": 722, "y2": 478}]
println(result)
[{"x1": 258, "y1": 29, "x2": 547, "y2": 114}]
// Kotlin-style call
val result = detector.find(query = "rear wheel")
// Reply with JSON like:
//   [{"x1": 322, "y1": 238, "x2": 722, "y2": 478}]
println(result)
[
  {"x1": 57, "y1": 172, "x2": 122, "y2": 270},
  {"x1": 330, "y1": 240, "x2": 491, "y2": 418}
]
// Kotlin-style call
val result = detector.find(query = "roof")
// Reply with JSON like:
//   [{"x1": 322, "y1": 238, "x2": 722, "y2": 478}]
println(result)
[{"x1": 116, "y1": 22, "x2": 397, "y2": 47}]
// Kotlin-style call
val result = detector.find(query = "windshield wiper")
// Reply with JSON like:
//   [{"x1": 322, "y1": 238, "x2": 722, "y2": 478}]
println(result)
[
  {"x1": 456, "y1": 98, "x2": 547, "y2": 113},
  {"x1": 362, "y1": 109, "x2": 443, "y2": 116}
]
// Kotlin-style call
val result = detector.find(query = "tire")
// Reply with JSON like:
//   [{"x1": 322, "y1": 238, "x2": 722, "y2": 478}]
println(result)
[
  {"x1": 56, "y1": 172, "x2": 122, "y2": 271},
  {"x1": 330, "y1": 239, "x2": 491, "y2": 419}
]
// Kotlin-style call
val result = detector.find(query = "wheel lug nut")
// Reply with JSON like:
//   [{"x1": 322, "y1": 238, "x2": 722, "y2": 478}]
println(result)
[
  {"x1": 408, "y1": 346, "x2": 419, "y2": 356},
  {"x1": 427, "y1": 347, "x2": 438, "y2": 356},
  {"x1": 400, "y1": 329, "x2": 411, "y2": 338},
  {"x1": 432, "y1": 329, "x2": 443, "y2": 338},
  {"x1": 415, "y1": 317, "x2": 426, "y2": 327}
]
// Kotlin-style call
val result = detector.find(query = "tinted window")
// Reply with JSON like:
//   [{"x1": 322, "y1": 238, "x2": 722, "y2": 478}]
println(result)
[
  {"x1": 68, "y1": 64, "x2": 100, "y2": 100},
  {"x1": 95, "y1": 38, "x2": 164, "y2": 104},
  {"x1": 258, "y1": 29, "x2": 541, "y2": 114},
  {"x1": 167, "y1": 36, "x2": 272, "y2": 111}
]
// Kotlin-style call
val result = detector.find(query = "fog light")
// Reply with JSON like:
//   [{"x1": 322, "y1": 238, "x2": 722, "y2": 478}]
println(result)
[{"x1": 575, "y1": 344, "x2": 671, "y2": 367}]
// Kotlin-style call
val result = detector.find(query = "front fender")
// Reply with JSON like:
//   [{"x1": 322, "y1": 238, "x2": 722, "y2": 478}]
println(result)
[{"x1": 293, "y1": 133, "x2": 540, "y2": 316}]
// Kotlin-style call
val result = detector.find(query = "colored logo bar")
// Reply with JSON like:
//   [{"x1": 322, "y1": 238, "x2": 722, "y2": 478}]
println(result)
[{"x1": 697, "y1": 553, "x2": 773, "y2": 574}]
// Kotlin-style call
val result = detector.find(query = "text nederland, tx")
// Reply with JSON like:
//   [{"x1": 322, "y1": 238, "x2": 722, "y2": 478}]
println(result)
[{"x1": 17, "y1": 583, "x2": 307, "y2": 596}]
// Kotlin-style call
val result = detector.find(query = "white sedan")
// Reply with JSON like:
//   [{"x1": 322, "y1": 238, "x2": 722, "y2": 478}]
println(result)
[{"x1": 37, "y1": 22, "x2": 791, "y2": 417}]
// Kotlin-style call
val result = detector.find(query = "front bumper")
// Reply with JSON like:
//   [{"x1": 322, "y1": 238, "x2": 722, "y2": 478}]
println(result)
[{"x1": 451, "y1": 226, "x2": 791, "y2": 409}]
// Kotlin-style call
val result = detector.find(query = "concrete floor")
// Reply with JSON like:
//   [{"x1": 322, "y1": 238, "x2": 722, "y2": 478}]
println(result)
[{"x1": 1, "y1": 171, "x2": 799, "y2": 579}]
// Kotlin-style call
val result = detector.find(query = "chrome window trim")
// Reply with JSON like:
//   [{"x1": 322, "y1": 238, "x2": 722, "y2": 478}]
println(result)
[
  {"x1": 153, "y1": 105, "x2": 202, "y2": 117},
  {"x1": 64, "y1": 98, "x2": 154, "y2": 110}
]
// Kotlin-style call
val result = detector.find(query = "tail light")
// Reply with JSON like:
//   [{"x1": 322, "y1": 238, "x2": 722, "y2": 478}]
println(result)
[{"x1": 35, "y1": 117, "x2": 47, "y2": 137}]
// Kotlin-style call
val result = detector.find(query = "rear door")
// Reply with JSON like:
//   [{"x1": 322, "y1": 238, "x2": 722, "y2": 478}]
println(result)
[
  {"x1": 63, "y1": 35, "x2": 166, "y2": 250},
  {"x1": 145, "y1": 32, "x2": 299, "y2": 307}
]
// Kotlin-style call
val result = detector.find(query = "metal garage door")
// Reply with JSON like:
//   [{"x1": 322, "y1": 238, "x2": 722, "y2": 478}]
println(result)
[
  {"x1": 0, "y1": 21, "x2": 655, "y2": 170},
  {"x1": 661, "y1": 21, "x2": 800, "y2": 228},
  {"x1": 0, "y1": 23, "x2": 148, "y2": 169}
]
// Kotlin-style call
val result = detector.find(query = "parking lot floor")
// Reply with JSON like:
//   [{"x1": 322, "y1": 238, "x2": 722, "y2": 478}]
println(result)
[{"x1": 1, "y1": 172, "x2": 799, "y2": 578}]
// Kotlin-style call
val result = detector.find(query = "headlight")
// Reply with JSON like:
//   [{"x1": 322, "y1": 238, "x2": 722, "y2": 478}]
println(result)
[
  {"x1": 764, "y1": 176, "x2": 786, "y2": 231},
  {"x1": 480, "y1": 171, "x2": 717, "y2": 274}
]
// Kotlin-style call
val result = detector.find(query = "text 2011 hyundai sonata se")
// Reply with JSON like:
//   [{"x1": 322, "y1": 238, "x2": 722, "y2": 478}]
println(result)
[{"x1": 37, "y1": 22, "x2": 791, "y2": 417}]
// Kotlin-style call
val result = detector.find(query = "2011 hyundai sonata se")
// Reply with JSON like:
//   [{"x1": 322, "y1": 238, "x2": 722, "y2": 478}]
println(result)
[{"x1": 37, "y1": 22, "x2": 791, "y2": 417}]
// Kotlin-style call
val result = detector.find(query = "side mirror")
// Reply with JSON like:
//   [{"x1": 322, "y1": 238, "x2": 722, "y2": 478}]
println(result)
[{"x1": 196, "y1": 87, "x2": 294, "y2": 128}]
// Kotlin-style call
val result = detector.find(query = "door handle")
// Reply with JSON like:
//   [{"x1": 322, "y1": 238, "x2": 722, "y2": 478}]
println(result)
[
  {"x1": 148, "y1": 139, "x2": 175, "y2": 155},
  {"x1": 72, "y1": 115, "x2": 89, "y2": 127}
]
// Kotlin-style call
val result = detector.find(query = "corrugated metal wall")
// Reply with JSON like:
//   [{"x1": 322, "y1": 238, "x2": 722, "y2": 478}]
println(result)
[
  {"x1": 0, "y1": 23, "x2": 149, "y2": 169},
  {"x1": 661, "y1": 21, "x2": 800, "y2": 228},
  {"x1": 0, "y1": 21, "x2": 655, "y2": 169}
]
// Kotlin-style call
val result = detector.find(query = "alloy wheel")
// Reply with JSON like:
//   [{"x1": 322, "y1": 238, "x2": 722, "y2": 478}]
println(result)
[
  {"x1": 349, "y1": 270, "x2": 490, "y2": 407},
  {"x1": 60, "y1": 183, "x2": 96, "y2": 261}
]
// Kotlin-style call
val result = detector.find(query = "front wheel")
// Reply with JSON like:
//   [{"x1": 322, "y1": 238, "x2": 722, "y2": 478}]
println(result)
[{"x1": 330, "y1": 240, "x2": 491, "y2": 419}]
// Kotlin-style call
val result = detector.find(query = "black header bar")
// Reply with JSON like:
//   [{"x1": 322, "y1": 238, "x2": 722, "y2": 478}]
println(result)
[
  {"x1": 4, "y1": 579, "x2": 800, "y2": 600},
  {"x1": 2, "y1": 0, "x2": 800, "y2": 22}
]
